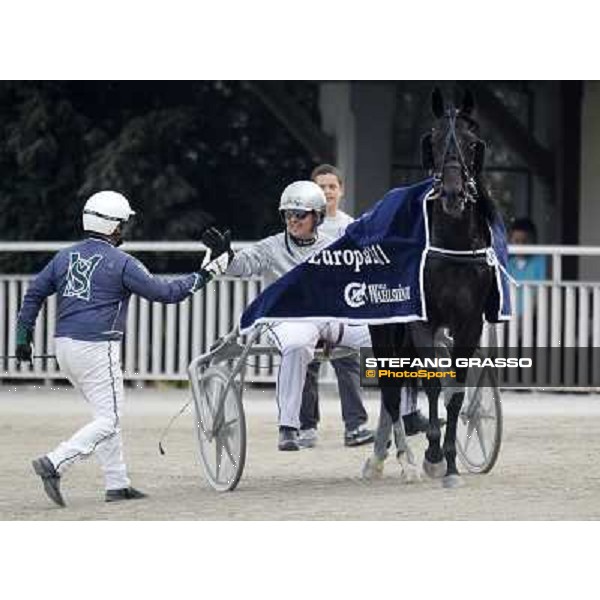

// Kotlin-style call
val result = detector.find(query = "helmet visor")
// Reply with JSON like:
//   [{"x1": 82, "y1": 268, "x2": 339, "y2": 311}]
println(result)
[
  {"x1": 83, "y1": 209, "x2": 130, "y2": 222},
  {"x1": 282, "y1": 209, "x2": 312, "y2": 221}
]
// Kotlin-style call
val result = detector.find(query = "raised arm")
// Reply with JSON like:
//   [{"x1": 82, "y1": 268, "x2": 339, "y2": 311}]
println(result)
[
  {"x1": 201, "y1": 226, "x2": 273, "y2": 279},
  {"x1": 122, "y1": 257, "x2": 208, "y2": 303},
  {"x1": 226, "y1": 238, "x2": 273, "y2": 278}
]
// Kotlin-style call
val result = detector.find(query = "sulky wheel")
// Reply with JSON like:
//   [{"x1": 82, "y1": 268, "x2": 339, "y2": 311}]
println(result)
[
  {"x1": 456, "y1": 363, "x2": 503, "y2": 474},
  {"x1": 192, "y1": 365, "x2": 246, "y2": 491}
]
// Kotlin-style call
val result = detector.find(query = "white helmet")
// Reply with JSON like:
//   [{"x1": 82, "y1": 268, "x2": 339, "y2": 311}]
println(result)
[
  {"x1": 279, "y1": 181, "x2": 326, "y2": 225},
  {"x1": 82, "y1": 191, "x2": 136, "y2": 236}
]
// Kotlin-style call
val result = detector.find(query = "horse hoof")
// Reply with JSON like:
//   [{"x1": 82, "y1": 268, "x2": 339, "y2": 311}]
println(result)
[
  {"x1": 423, "y1": 458, "x2": 447, "y2": 479},
  {"x1": 442, "y1": 474, "x2": 462, "y2": 489},
  {"x1": 400, "y1": 464, "x2": 421, "y2": 484},
  {"x1": 362, "y1": 455, "x2": 386, "y2": 480},
  {"x1": 397, "y1": 453, "x2": 421, "y2": 484}
]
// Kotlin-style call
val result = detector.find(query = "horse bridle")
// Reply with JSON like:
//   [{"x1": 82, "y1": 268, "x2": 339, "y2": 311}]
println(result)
[
  {"x1": 422, "y1": 107, "x2": 494, "y2": 257},
  {"x1": 424, "y1": 108, "x2": 484, "y2": 210}
]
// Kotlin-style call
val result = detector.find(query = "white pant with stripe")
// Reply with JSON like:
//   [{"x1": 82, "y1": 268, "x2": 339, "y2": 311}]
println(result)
[
  {"x1": 47, "y1": 338, "x2": 130, "y2": 491},
  {"x1": 266, "y1": 321, "x2": 372, "y2": 430},
  {"x1": 266, "y1": 321, "x2": 416, "y2": 430}
]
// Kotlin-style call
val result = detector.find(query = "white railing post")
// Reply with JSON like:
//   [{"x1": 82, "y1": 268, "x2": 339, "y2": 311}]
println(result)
[
  {"x1": 536, "y1": 285, "x2": 549, "y2": 385},
  {"x1": 507, "y1": 284, "x2": 519, "y2": 386},
  {"x1": 178, "y1": 297, "x2": 191, "y2": 376},
  {"x1": 138, "y1": 298, "x2": 149, "y2": 378},
  {"x1": 521, "y1": 284, "x2": 534, "y2": 386},
  {"x1": 550, "y1": 285, "x2": 562, "y2": 387},
  {"x1": 552, "y1": 253, "x2": 562, "y2": 284},
  {"x1": 191, "y1": 292, "x2": 203, "y2": 360},
  {"x1": 205, "y1": 282, "x2": 217, "y2": 353},
  {"x1": 564, "y1": 287, "x2": 577, "y2": 386},
  {"x1": 125, "y1": 295, "x2": 137, "y2": 375},
  {"x1": 578, "y1": 286, "x2": 590, "y2": 385},
  {"x1": 218, "y1": 279, "x2": 231, "y2": 338},
  {"x1": 165, "y1": 303, "x2": 177, "y2": 377},
  {"x1": 151, "y1": 302, "x2": 163, "y2": 377},
  {"x1": 593, "y1": 287, "x2": 600, "y2": 388}
]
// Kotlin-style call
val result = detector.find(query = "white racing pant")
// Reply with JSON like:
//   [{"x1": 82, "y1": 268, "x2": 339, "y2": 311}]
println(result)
[
  {"x1": 266, "y1": 322, "x2": 376, "y2": 430},
  {"x1": 47, "y1": 338, "x2": 130, "y2": 491}
]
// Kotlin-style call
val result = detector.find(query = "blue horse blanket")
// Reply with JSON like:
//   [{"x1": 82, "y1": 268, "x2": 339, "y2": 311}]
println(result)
[{"x1": 240, "y1": 179, "x2": 512, "y2": 333}]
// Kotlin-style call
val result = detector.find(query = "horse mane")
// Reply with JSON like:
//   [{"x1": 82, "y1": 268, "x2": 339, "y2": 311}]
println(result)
[{"x1": 474, "y1": 173, "x2": 499, "y2": 225}]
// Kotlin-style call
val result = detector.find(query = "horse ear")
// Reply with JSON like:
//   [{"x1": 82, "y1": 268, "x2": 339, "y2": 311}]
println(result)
[
  {"x1": 460, "y1": 89, "x2": 475, "y2": 116},
  {"x1": 432, "y1": 88, "x2": 445, "y2": 118}
]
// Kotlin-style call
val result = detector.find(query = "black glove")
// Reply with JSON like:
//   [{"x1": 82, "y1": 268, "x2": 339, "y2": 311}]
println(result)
[
  {"x1": 201, "y1": 227, "x2": 233, "y2": 262},
  {"x1": 15, "y1": 324, "x2": 33, "y2": 365}
]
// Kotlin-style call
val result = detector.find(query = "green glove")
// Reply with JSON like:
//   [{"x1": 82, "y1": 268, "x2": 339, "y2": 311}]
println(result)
[{"x1": 16, "y1": 323, "x2": 33, "y2": 363}]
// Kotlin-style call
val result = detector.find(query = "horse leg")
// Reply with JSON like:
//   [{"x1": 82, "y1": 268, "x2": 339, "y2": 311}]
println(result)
[
  {"x1": 442, "y1": 337, "x2": 480, "y2": 488},
  {"x1": 441, "y1": 387, "x2": 465, "y2": 488},
  {"x1": 373, "y1": 399, "x2": 393, "y2": 460},
  {"x1": 362, "y1": 394, "x2": 393, "y2": 480},
  {"x1": 422, "y1": 378, "x2": 446, "y2": 478},
  {"x1": 392, "y1": 392, "x2": 420, "y2": 484},
  {"x1": 364, "y1": 324, "x2": 404, "y2": 481},
  {"x1": 360, "y1": 324, "x2": 400, "y2": 479},
  {"x1": 362, "y1": 384, "x2": 420, "y2": 483},
  {"x1": 408, "y1": 322, "x2": 445, "y2": 478}
]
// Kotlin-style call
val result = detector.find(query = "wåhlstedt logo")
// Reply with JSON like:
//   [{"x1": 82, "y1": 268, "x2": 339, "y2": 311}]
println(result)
[{"x1": 344, "y1": 282, "x2": 368, "y2": 308}]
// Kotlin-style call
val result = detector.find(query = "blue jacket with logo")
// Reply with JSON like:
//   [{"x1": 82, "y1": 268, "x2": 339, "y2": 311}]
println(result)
[{"x1": 18, "y1": 237, "x2": 207, "y2": 342}]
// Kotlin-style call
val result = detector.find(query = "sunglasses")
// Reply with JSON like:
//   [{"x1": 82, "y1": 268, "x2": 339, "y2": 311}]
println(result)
[{"x1": 283, "y1": 209, "x2": 312, "y2": 221}]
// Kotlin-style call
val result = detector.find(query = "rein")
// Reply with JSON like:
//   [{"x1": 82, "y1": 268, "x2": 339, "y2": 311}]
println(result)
[{"x1": 432, "y1": 108, "x2": 478, "y2": 208}]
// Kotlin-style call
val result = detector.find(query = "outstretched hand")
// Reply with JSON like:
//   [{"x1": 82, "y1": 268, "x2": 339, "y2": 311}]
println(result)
[
  {"x1": 200, "y1": 227, "x2": 234, "y2": 277},
  {"x1": 202, "y1": 227, "x2": 232, "y2": 260}
]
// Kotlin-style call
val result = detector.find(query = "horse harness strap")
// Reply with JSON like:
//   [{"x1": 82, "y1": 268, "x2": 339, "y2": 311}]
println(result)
[
  {"x1": 427, "y1": 246, "x2": 496, "y2": 267},
  {"x1": 317, "y1": 323, "x2": 345, "y2": 358},
  {"x1": 428, "y1": 246, "x2": 519, "y2": 290}
]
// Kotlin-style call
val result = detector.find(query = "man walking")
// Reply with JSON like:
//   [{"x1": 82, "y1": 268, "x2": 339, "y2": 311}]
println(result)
[{"x1": 18, "y1": 190, "x2": 229, "y2": 507}]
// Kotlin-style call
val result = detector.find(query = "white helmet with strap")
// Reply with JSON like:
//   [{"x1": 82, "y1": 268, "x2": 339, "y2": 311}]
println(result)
[
  {"x1": 82, "y1": 191, "x2": 136, "y2": 236},
  {"x1": 279, "y1": 181, "x2": 326, "y2": 226}
]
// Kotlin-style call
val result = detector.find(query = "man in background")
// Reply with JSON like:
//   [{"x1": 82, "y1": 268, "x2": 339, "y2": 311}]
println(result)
[
  {"x1": 508, "y1": 217, "x2": 547, "y2": 315},
  {"x1": 298, "y1": 165, "x2": 373, "y2": 448}
]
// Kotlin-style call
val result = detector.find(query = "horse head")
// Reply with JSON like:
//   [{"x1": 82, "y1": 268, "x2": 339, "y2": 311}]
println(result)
[{"x1": 421, "y1": 87, "x2": 486, "y2": 219}]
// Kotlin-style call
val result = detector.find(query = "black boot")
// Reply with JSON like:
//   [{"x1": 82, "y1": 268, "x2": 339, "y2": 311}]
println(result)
[
  {"x1": 105, "y1": 487, "x2": 148, "y2": 503},
  {"x1": 32, "y1": 456, "x2": 66, "y2": 508}
]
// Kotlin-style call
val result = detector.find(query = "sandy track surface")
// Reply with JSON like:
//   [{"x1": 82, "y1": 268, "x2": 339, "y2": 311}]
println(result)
[{"x1": 1, "y1": 385, "x2": 599, "y2": 520}]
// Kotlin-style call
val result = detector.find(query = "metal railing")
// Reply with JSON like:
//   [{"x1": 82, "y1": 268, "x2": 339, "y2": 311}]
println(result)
[{"x1": 1, "y1": 242, "x2": 599, "y2": 387}]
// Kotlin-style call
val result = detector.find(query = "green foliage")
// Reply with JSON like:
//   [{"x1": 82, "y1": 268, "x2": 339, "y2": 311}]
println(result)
[{"x1": 0, "y1": 81, "x2": 315, "y2": 273}]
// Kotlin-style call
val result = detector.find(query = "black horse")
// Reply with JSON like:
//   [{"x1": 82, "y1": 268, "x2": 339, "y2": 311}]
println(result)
[{"x1": 367, "y1": 88, "x2": 499, "y2": 488}]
